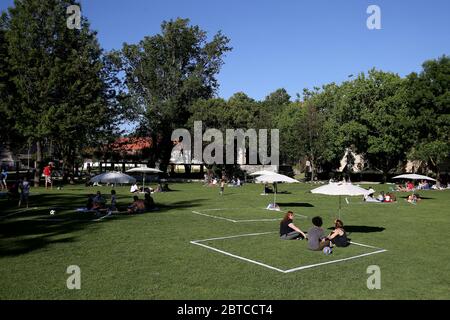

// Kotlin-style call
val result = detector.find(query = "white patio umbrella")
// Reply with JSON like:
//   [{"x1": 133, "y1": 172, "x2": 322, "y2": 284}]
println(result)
[
  {"x1": 249, "y1": 170, "x2": 278, "y2": 176},
  {"x1": 256, "y1": 173, "x2": 299, "y2": 209},
  {"x1": 126, "y1": 166, "x2": 163, "y2": 189},
  {"x1": 90, "y1": 172, "x2": 136, "y2": 185},
  {"x1": 250, "y1": 170, "x2": 278, "y2": 194},
  {"x1": 392, "y1": 174, "x2": 436, "y2": 182},
  {"x1": 310, "y1": 182, "x2": 371, "y2": 217}
]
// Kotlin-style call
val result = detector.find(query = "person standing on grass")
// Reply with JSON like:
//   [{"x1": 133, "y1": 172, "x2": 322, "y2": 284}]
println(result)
[
  {"x1": 279, "y1": 211, "x2": 307, "y2": 240},
  {"x1": 43, "y1": 162, "x2": 53, "y2": 189},
  {"x1": 1, "y1": 168, "x2": 8, "y2": 190},
  {"x1": 18, "y1": 177, "x2": 30, "y2": 208},
  {"x1": 307, "y1": 216, "x2": 330, "y2": 251},
  {"x1": 110, "y1": 189, "x2": 117, "y2": 212},
  {"x1": 220, "y1": 179, "x2": 225, "y2": 195}
]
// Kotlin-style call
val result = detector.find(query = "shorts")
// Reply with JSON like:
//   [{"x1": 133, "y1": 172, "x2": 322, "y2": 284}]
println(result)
[{"x1": 45, "y1": 176, "x2": 52, "y2": 183}]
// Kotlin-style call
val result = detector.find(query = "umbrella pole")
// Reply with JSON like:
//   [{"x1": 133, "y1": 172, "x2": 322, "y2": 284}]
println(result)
[{"x1": 339, "y1": 195, "x2": 341, "y2": 219}]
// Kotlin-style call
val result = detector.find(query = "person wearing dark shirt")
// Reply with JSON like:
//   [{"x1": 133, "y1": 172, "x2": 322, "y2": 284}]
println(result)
[
  {"x1": 326, "y1": 219, "x2": 349, "y2": 247},
  {"x1": 307, "y1": 216, "x2": 330, "y2": 250},
  {"x1": 86, "y1": 194, "x2": 94, "y2": 210},
  {"x1": 18, "y1": 178, "x2": 30, "y2": 208},
  {"x1": 144, "y1": 192, "x2": 155, "y2": 211},
  {"x1": 279, "y1": 211, "x2": 307, "y2": 240}
]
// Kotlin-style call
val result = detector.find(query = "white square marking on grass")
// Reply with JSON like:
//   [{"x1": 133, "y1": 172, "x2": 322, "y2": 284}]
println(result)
[
  {"x1": 191, "y1": 208, "x2": 307, "y2": 223},
  {"x1": 190, "y1": 232, "x2": 387, "y2": 273}
]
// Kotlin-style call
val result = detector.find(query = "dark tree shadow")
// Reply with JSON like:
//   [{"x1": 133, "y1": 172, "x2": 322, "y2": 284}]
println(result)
[
  {"x1": 0, "y1": 193, "x2": 207, "y2": 256},
  {"x1": 327, "y1": 225, "x2": 385, "y2": 233},
  {"x1": 278, "y1": 202, "x2": 314, "y2": 207},
  {"x1": 399, "y1": 196, "x2": 435, "y2": 200}
]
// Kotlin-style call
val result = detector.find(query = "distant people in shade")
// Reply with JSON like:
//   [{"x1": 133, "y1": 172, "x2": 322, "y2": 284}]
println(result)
[
  {"x1": 144, "y1": 192, "x2": 155, "y2": 211},
  {"x1": 18, "y1": 177, "x2": 30, "y2": 208},
  {"x1": 110, "y1": 189, "x2": 117, "y2": 212},
  {"x1": 130, "y1": 183, "x2": 139, "y2": 193},
  {"x1": 128, "y1": 195, "x2": 145, "y2": 214},
  {"x1": 0, "y1": 168, "x2": 8, "y2": 190},
  {"x1": 43, "y1": 162, "x2": 54, "y2": 189}
]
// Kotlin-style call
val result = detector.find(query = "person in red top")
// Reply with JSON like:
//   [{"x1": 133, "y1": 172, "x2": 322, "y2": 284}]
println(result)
[
  {"x1": 43, "y1": 162, "x2": 53, "y2": 189},
  {"x1": 406, "y1": 181, "x2": 414, "y2": 191}
]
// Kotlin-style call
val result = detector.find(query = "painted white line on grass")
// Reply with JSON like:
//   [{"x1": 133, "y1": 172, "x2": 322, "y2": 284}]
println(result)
[
  {"x1": 35, "y1": 218, "x2": 68, "y2": 222},
  {"x1": 283, "y1": 249, "x2": 388, "y2": 273},
  {"x1": 190, "y1": 240, "x2": 285, "y2": 273},
  {"x1": 0, "y1": 207, "x2": 40, "y2": 219},
  {"x1": 190, "y1": 232, "x2": 388, "y2": 274},
  {"x1": 191, "y1": 210, "x2": 237, "y2": 222},
  {"x1": 349, "y1": 241, "x2": 383, "y2": 250},
  {"x1": 191, "y1": 208, "x2": 306, "y2": 223},
  {"x1": 238, "y1": 218, "x2": 281, "y2": 222},
  {"x1": 92, "y1": 213, "x2": 113, "y2": 222},
  {"x1": 201, "y1": 208, "x2": 245, "y2": 212},
  {"x1": 192, "y1": 231, "x2": 277, "y2": 243}
]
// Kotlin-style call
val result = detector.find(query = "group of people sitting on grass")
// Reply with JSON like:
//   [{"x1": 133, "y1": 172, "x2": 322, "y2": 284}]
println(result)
[
  {"x1": 363, "y1": 190, "x2": 396, "y2": 203},
  {"x1": 227, "y1": 176, "x2": 242, "y2": 187},
  {"x1": 279, "y1": 211, "x2": 349, "y2": 251},
  {"x1": 130, "y1": 182, "x2": 170, "y2": 194},
  {"x1": 84, "y1": 189, "x2": 156, "y2": 215},
  {"x1": 396, "y1": 181, "x2": 416, "y2": 192},
  {"x1": 127, "y1": 192, "x2": 156, "y2": 214}
]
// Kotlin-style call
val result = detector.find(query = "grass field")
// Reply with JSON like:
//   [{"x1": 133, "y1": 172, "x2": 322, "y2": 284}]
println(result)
[{"x1": 1, "y1": 182, "x2": 450, "y2": 299}]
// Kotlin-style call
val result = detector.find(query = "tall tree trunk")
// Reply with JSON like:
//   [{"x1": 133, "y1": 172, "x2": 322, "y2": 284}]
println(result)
[
  {"x1": 310, "y1": 158, "x2": 315, "y2": 182},
  {"x1": 34, "y1": 140, "x2": 42, "y2": 187}
]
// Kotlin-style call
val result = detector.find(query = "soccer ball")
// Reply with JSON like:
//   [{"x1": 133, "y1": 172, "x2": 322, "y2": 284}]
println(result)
[
  {"x1": 323, "y1": 246, "x2": 332, "y2": 255},
  {"x1": 50, "y1": 210, "x2": 56, "y2": 215}
]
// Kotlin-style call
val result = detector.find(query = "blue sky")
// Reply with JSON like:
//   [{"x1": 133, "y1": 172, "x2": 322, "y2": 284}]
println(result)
[{"x1": 1, "y1": 0, "x2": 449, "y2": 101}]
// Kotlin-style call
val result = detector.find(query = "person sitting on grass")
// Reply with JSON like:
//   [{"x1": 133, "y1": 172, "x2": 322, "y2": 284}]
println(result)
[
  {"x1": 7, "y1": 180, "x2": 20, "y2": 201},
  {"x1": 279, "y1": 211, "x2": 307, "y2": 240},
  {"x1": 384, "y1": 192, "x2": 396, "y2": 202},
  {"x1": 407, "y1": 193, "x2": 421, "y2": 204},
  {"x1": 128, "y1": 195, "x2": 145, "y2": 214},
  {"x1": 325, "y1": 219, "x2": 349, "y2": 247},
  {"x1": 92, "y1": 191, "x2": 106, "y2": 211},
  {"x1": 377, "y1": 191, "x2": 385, "y2": 202},
  {"x1": 130, "y1": 183, "x2": 139, "y2": 193},
  {"x1": 110, "y1": 189, "x2": 117, "y2": 212},
  {"x1": 406, "y1": 181, "x2": 415, "y2": 191},
  {"x1": 86, "y1": 194, "x2": 94, "y2": 210},
  {"x1": 144, "y1": 192, "x2": 155, "y2": 211},
  {"x1": 264, "y1": 183, "x2": 273, "y2": 194},
  {"x1": 307, "y1": 216, "x2": 330, "y2": 251}
]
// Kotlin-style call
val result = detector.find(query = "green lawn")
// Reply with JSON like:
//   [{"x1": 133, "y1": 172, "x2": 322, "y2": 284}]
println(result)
[{"x1": 1, "y1": 182, "x2": 450, "y2": 299}]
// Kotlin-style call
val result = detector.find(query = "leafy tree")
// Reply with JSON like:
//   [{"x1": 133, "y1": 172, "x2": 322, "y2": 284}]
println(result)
[
  {"x1": 276, "y1": 99, "x2": 335, "y2": 180},
  {"x1": 3, "y1": 0, "x2": 121, "y2": 185},
  {"x1": 327, "y1": 70, "x2": 414, "y2": 181},
  {"x1": 406, "y1": 55, "x2": 450, "y2": 180},
  {"x1": 114, "y1": 18, "x2": 231, "y2": 171},
  {"x1": 0, "y1": 12, "x2": 23, "y2": 147}
]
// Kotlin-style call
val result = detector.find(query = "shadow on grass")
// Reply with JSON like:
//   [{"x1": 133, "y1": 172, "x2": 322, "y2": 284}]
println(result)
[
  {"x1": 399, "y1": 196, "x2": 435, "y2": 200},
  {"x1": 277, "y1": 202, "x2": 314, "y2": 208},
  {"x1": 327, "y1": 225, "x2": 385, "y2": 233},
  {"x1": 0, "y1": 193, "x2": 207, "y2": 256}
]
